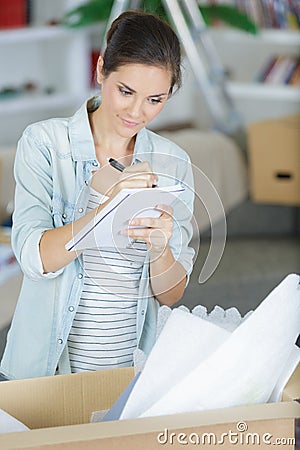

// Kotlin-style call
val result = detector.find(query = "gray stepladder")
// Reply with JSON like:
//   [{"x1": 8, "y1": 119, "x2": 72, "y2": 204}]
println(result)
[{"x1": 103, "y1": 0, "x2": 245, "y2": 140}]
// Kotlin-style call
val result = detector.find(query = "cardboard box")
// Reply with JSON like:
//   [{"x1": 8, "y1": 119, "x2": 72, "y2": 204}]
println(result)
[
  {"x1": 248, "y1": 114, "x2": 300, "y2": 205},
  {"x1": 0, "y1": 365, "x2": 299, "y2": 449}
]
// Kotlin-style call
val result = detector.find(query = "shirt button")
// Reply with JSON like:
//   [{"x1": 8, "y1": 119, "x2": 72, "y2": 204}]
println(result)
[
  {"x1": 141, "y1": 310, "x2": 145, "y2": 316},
  {"x1": 62, "y1": 213, "x2": 67, "y2": 219},
  {"x1": 78, "y1": 207, "x2": 83, "y2": 213},
  {"x1": 92, "y1": 161, "x2": 98, "y2": 167},
  {"x1": 68, "y1": 306, "x2": 74, "y2": 312},
  {"x1": 85, "y1": 180, "x2": 89, "y2": 185},
  {"x1": 78, "y1": 273, "x2": 83, "y2": 279},
  {"x1": 58, "y1": 339, "x2": 63, "y2": 344}
]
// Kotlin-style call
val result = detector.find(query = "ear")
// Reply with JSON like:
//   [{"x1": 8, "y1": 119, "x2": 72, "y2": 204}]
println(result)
[{"x1": 96, "y1": 55, "x2": 104, "y2": 84}]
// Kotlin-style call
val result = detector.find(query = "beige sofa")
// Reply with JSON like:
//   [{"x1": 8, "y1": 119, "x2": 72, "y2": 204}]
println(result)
[{"x1": 158, "y1": 129, "x2": 248, "y2": 232}]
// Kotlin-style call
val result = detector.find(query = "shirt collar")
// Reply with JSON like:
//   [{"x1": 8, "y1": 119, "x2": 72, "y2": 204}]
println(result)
[{"x1": 68, "y1": 99, "x2": 96, "y2": 162}]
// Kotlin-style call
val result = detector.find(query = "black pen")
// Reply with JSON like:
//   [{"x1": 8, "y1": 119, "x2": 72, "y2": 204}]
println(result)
[
  {"x1": 108, "y1": 157, "x2": 158, "y2": 187},
  {"x1": 108, "y1": 157, "x2": 125, "y2": 172}
]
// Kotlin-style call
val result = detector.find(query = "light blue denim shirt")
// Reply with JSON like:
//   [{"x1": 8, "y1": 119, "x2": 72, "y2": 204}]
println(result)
[{"x1": 0, "y1": 99, "x2": 194, "y2": 380}]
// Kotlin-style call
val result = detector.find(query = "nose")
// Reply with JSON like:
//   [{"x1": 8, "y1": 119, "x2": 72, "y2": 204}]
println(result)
[{"x1": 127, "y1": 98, "x2": 143, "y2": 119}]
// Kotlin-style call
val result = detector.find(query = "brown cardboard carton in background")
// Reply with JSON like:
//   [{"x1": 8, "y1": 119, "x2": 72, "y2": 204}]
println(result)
[
  {"x1": 0, "y1": 365, "x2": 299, "y2": 449},
  {"x1": 248, "y1": 114, "x2": 300, "y2": 206}
]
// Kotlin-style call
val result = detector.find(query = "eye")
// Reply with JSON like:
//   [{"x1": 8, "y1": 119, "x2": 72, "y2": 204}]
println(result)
[
  {"x1": 119, "y1": 87, "x2": 132, "y2": 96},
  {"x1": 149, "y1": 97, "x2": 162, "y2": 105}
]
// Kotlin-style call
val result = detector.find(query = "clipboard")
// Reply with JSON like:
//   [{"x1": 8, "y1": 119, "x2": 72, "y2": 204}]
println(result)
[{"x1": 65, "y1": 184, "x2": 184, "y2": 251}]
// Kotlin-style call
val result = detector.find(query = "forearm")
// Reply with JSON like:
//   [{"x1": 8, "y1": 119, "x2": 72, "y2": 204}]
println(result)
[
  {"x1": 149, "y1": 245, "x2": 187, "y2": 306},
  {"x1": 40, "y1": 206, "x2": 101, "y2": 274}
]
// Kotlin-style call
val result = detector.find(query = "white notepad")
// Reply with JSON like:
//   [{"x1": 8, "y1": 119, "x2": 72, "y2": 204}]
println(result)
[{"x1": 65, "y1": 184, "x2": 184, "y2": 251}]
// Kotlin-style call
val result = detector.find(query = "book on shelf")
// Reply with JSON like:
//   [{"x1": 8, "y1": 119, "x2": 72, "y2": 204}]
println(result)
[
  {"x1": 256, "y1": 55, "x2": 300, "y2": 85},
  {"x1": 208, "y1": 0, "x2": 300, "y2": 29},
  {"x1": 0, "y1": 0, "x2": 31, "y2": 30},
  {"x1": 256, "y1": 56, "x2": 278, "y2": 82},
  {"x1": 289, "y1": 61, "x2": 300, "y2": 86}
]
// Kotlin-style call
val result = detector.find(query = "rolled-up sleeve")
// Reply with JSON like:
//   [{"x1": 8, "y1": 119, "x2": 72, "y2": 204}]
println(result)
[{"x1": 12, "y1": 126, "x2": 63, "y2": 280}]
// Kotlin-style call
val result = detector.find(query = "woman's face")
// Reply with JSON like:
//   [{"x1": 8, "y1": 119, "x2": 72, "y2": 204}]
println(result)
[{"x1": 98, "y1": 62, "x2": 172, "y2": 138}]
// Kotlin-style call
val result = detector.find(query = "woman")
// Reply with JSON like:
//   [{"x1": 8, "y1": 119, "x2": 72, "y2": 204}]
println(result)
[{"x1": 0, "y1": 11, "x2": 194, "y2": 380}]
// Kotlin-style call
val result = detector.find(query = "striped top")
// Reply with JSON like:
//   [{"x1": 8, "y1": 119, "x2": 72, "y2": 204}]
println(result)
[{"x1": 68, "y1": 188, "x2": 147, "y2": 372}]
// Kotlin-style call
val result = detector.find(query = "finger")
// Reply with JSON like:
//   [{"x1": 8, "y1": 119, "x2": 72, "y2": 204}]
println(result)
[
  {"x1": 128, "y1": 205, "x2": 173, "y2": 228},
  {"x1": 123, "y1": 162, "x2": 158, "y2": 187},
  {"x1": 122, "y1": 227, "x2": 172, "y2": 245},
  {"x1": 120, "y1": 172, "x2": 158, "y2": 188},
  {"x1": 119, "y1": 178, "x2": 151, "y2": 189},
  {"x1": 108, "y1": 178, "x2": 149, "y2": 197},
  {"x1": 124, "y1": 161, "x2": 152, "y2": 173},
  {"x1": 128, "y1": 216, "x2": 173, "y2": 230},
  {"x1": 149, "y1": 229, "x2": 169, "y2": 252},
  {"x1": 155, "y1": 204, "x2": 174, "y2": 216}
]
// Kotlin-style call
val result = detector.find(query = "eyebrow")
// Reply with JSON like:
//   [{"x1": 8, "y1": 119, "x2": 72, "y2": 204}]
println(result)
[{"x1": 118, "y1": 82, "x2": 168, "y2": 98}]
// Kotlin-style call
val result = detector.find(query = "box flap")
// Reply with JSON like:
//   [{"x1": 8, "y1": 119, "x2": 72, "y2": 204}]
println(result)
[
  {"x1": 282, "y1": 364, "x2": 300, "y2": 402},
  {"x1": 0, "y1": 367, "x2": 134, "y2": 429}
]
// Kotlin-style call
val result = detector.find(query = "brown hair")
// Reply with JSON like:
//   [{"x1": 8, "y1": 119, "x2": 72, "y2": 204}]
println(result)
[{"x1": 102, "y1": 10, "x2": 182, "y2": 94}]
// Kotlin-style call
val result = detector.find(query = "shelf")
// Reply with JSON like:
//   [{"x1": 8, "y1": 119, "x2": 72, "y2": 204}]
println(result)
[
  {"x1": 227, "y1": 82, "x2": 300, "y2": 102},
  {"x1": 0, "y1": 93, "x2": 84, "y2": 116},
  {"x1": 0, "y1": 1, "x2": 94, "y2": 144},
  {"x1": 257, "y1": 29, "x2": 300, "y2": 45},
  {"x1": 209, "y1": 28, "x2": 300, "y2": 46},
  {"x1": 0, "y1": 25, "x2": 82, "y2": 44}
]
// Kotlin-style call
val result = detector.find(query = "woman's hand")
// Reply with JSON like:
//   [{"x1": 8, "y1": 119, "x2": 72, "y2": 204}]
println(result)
[
  {"x1": 123, "y1": 202, "x2": 186, "y2": 307},
  {"x1": 108, "y1": 161, "x2": 158, "y2": 197},
  {"x1": 122, "y1": 204, "x2": 174, "y2": 254}
]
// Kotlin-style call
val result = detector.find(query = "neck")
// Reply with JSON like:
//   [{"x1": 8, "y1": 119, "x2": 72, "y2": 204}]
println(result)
[{"x1": 89, "y1": 106, "x2": 135, "y2": 159}]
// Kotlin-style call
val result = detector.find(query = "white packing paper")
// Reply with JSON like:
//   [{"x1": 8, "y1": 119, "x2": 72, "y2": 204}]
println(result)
[
  {"x1": 140, "y1": 274, "x2": 300, "y2": 417},
  {"x1": 123, "y1": 273, "x2": 300, "y2": 419},
  {"x1": 0, "y1": 409, "x2": 29, "y2": 434},
  {"x1": 121, "y1": 308, "x2": 230, "y2": 419}
]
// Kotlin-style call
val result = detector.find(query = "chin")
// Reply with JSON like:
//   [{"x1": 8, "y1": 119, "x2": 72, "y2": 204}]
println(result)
[
  {"x1": 118, "y1": 129, "x2": 137, "y2": 139},
  {"x1": 118, "y1": 125, "x2": 143, "y2": 138}
]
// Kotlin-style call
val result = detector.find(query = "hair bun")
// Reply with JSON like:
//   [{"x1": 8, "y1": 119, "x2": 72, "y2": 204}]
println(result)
[{"x1": 102, "y1": 11, "x2": 182, "y2": 93}]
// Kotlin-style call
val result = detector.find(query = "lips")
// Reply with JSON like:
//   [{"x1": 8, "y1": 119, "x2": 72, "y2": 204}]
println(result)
[{"x1": 121, "y1": 118, "x2": 139, "y2": 127}]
